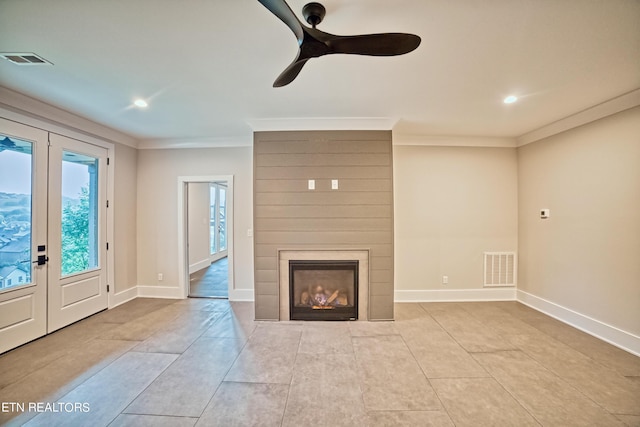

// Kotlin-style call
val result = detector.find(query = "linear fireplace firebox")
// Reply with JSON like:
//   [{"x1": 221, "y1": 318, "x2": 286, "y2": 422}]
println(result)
[{"x1": 289, "y1": 260, "x2": 358, "y2": 321}]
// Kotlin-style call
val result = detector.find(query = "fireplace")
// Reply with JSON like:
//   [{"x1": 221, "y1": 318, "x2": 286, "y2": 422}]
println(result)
[{"x1": 289, "y1": 260, "x2": 358, "y2": 321}]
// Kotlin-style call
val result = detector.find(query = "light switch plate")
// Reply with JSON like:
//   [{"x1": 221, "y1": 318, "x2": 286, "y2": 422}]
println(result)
[
  {"x1": 331, "y1": 179, "x2": 339, "y2": 190},
  {"x1": 308, "y1": 179, "x2": 315, "y2": 190}
]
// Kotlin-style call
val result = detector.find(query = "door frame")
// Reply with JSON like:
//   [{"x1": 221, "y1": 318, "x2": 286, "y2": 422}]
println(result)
[
  {"x1": 0, "y1": 110, "x2": 116, "y2": 309},
  {"x1": 177, "y1": 175, "x2": 234, "y2": 299}
]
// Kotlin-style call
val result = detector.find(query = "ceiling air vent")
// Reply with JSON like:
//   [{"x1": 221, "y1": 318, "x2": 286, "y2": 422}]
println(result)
[{"x1": 0, "y1": 53, "x2": 52, "y2": 65}]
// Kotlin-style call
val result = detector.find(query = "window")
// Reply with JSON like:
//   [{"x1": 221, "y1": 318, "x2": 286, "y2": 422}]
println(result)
[
  {"x1": 60, "y1": 151, "x2": 99, "y2": 276},
  {"x1": 0, "y1": 135, "x2": 33, "y2": 287}
]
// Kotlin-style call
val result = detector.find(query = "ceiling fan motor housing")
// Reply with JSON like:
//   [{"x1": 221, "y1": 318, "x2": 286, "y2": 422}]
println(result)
[{"x1": 303, "y1": 2, "x2": 326, "y2": 27}]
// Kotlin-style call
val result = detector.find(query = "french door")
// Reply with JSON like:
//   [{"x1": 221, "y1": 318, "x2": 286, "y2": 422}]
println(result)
[
  {"x1": 47, "y1": 134, "x2": 108, "y2": 332},
  {"x1": 0, "y1": 119, "x2": 108, "y2": 353},
  {"x1": 0, "y1": 120, "x2": 48, "y2": 354},
  {"x1": 209, "y1": 182, "x2": 227, "y2": 262}
]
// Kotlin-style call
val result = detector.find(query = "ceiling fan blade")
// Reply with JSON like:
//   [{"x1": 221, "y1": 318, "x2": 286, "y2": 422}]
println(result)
[
  {"x1": 328, "y1": 33, "x2": 421, "y2": 56},
  {"x1": 257, "y1": 0, "x2": 304, "y2": 43},
  {"x1": 273, "y1": 57, "x2": 310, "y2": 87}
]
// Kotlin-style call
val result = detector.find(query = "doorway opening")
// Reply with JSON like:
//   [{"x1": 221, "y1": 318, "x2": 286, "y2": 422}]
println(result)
[
  {"x1": 189, "y1": 256, "x2": 228, "y2": 298},
  {"x1": 188, "y1": 181, "x2": 228, "y2": 298},
  {"x1": 180, "y1": 177, "x2": 233, "y2": 299}
]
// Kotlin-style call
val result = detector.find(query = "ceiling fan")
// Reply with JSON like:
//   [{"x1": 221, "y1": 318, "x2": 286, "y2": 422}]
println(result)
[{"x1": 257, "y1": 0, "x2": 421, "y2": 87}]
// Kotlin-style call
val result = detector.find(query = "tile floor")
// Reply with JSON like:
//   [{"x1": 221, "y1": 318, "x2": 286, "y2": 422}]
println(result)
[
  {"x1": 189, "y1": 258, "x2": 228, "y2": 298},
  {"x1": 0, "y1": 299, "x2": 638, "y2": 426}
]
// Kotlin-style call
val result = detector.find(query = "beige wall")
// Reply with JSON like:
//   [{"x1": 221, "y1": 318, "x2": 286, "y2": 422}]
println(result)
[
  {"x1": 136, "y1": 147, "x2": 253, "y2": 291},
  {"x1": 394, "y1": 145, "x2": 518, "y2": 292},
  {"x1": 518, "y1": 106, "x2": 640, "y2": 336},
  {"x1": 187, "y1": 182, "x2": 211, "y2": 273},
  {"x1": 113, "y1": 143, "x2": 138, "y2": 293}
]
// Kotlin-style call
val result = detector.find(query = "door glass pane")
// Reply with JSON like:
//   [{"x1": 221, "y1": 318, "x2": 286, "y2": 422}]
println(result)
[
  {"x1": 219, "y1": 187, "x2": 227, "y2": 251},
  {"x1": 0, "y1": 135, "x2": 33, "y2": 289},
  {"x1": 210, "y1": 185, "x2": 217, "y2": 255},
  {"x1": 61, "y1": 151, "x2": 99, "y2": 276}
]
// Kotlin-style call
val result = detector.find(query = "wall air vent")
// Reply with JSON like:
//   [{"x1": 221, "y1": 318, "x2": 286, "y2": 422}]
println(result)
[
  {"x1": 0, "y1": 53, "x2": 52, "y2": 65},
  {"x1": 484, "y1": 252, "x2": 516, "y2": 287}
]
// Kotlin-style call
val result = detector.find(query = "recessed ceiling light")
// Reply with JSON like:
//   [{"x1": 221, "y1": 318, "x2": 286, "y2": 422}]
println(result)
[
  {"x1": 503, "y1": 95, "x2": 518, "y2": 104},
  {"x1": 134, "y1": 99, "x2": 148, "y2": 108}
]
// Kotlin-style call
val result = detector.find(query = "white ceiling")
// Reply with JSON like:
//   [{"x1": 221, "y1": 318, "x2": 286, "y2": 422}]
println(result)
[{"x1": 1, "y1": 0, "x2": 639, "y2": 146}]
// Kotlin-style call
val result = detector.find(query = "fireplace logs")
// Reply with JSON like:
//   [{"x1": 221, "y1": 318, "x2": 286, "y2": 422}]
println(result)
[{"x1": 289, "y1": 260, "x2": 358, "y2": 320}]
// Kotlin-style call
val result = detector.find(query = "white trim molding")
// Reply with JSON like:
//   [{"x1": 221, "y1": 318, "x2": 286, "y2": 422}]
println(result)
[
  {"x1": 137, "y1": 285, "x2": 184, "y2": 299},
  {"x1": 393, "y1": 134, "x2": 517, "y2": 148},
  {"x1": 395, "y1": 288, "x2": 517, "y2": 302},
  {"x1": 247, "y1": 117, "x2": 398, "y2": 132},
  {"x1": 189, "y1": 259, "x2": 211, "y2": 275},
  {"x1": 138, "y1": 135, "x2": 253, "y2": 149},
  {"x1": 109, "y1": 285, "x2": 254, "y2": 303},
  {"x1": 109, "y1": 286, "x2": 138, "y2": 308},
  {"x1": 228, "y1": 289, "x2": 255, "y2": 301},
  {"x1": 177, "y1": 175, "x2": 235, "y2": 300},
  {"x1": 517, "y1": 290, "x2": 640, "y2": 357},
  {"x1": 0, "y1": 86, "x2": 138, "y2": 148},
  {"x1": 517, "y1": 89, "x2": 640, "y2": 146}
]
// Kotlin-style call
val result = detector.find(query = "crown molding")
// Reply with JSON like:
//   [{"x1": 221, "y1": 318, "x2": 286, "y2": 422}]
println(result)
[
  {"x1": 517, "y1": 89, "x2": 640, "y2": 146},
  {"x1": 0, "y1": 86, "x2": 138, "y2": 148},
  {"x1": 246, "y1": 117, "x2": 398, "y2": 132},
  {"x1": 137, "y1": 134, "x2": 253, "y2": 149},
  {"x1": 392, "y1": 134, "x2": 517, "y2": 147}
]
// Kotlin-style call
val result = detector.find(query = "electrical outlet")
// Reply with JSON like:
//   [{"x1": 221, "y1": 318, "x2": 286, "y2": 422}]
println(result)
[
  {"x1": 442, "y1": 275, "x2": 449, "y2": 284},
  {"x1": 158, "y1": 273, "x2": 163, "y2": 281}
]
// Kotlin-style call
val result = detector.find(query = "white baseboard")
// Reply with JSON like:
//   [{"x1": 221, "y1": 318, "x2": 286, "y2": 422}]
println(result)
[
  {"x1": 188, "y1": 259, "x2": 211, "y2": 275},
  {"x1": 229, "y1": 288, "x2": 254, "y2": 302},
  {"x1": 395, "y1": 288, "x2": 517, "y2": 302},
  {"x1": 112, "y1": 285, "x2": 253, "y2": 302},
  {"x1": 109, "y1": 286, "x2": 138, "y2": 308},
  {"x1": 517, "y1": 290, "x2": 640, "y2": 357},
  {"x1": 104, "y1": 285, "x2": 639, "y2": 356},
  {"x1": 137, "y1": 285, "x2": 184, "y2": 299}
]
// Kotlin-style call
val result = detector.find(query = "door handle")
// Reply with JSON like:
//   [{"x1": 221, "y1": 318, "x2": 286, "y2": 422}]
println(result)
[{"x1": 32, "y1": 255, "x2": 49, "y2": 265}]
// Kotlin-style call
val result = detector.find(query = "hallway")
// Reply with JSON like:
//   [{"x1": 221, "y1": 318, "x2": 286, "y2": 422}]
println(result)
[{"x1": 189, "y1": 257, "x2": 228, "y2": 298}]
